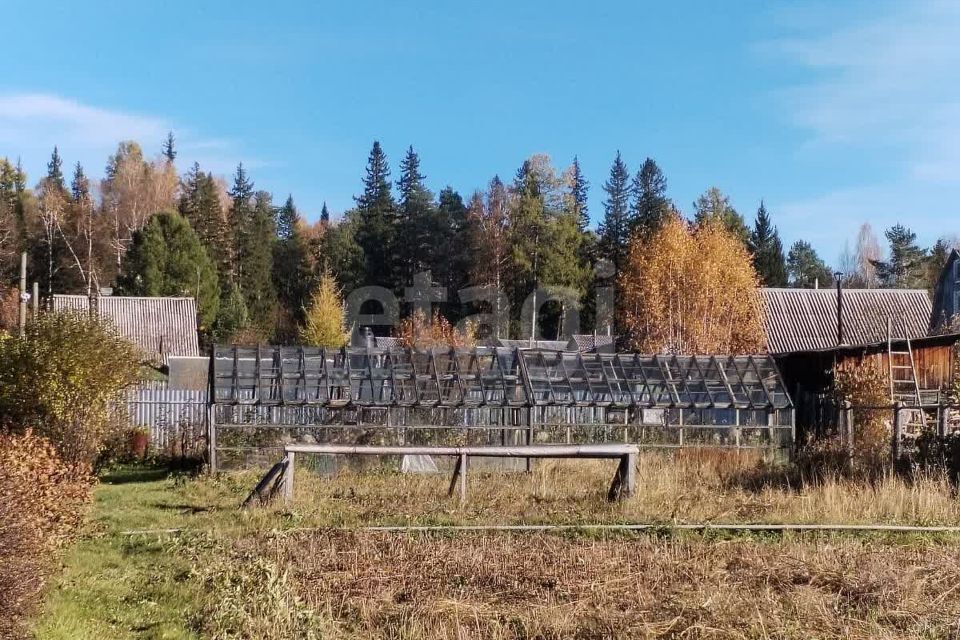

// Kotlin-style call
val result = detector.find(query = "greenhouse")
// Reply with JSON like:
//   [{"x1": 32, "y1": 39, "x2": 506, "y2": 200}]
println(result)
[{"x1": 209, "y1": 345, "x2": 794, "y2": 470}]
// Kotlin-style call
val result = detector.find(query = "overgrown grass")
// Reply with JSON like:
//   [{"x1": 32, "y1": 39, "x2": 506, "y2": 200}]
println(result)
[{"x1": 33, "y1": 454, "x2": 960, "y2": 639}]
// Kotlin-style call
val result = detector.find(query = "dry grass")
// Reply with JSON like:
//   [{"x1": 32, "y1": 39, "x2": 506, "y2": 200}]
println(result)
[
  {"x1": 281, "y1": 450, "x2": 960, "y2": 527},
  {"x1": 243, "y1": 529, "x2": 960, "y2": 639}
]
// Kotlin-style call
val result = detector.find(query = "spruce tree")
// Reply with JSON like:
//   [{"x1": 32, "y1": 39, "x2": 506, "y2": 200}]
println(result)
[
  {"x1": 117, "y1": 211, "x2": 220, "y2": 330},
  {"x1": 272, "y1": 195, "x2": 312, "y2": 325},
  {"x1": 394, "y1": 146, "x2": 435, "y2": 290},
  {"x1": 597, "y1": 151, "x2": 631, "y2": 276},
  {"x1": 749, "y1": 201, "x2": 787, "y2": 287},
  {"x1": 629, "y1": 158, "x2": 671, "y2": 238},
  {"x1": 436, "y1": 187, "x2": 470, "y2": 319},
  {"x1": 320, "y1": 202, "x2": 330, "y2": 224},
  {"x1": 239, "y1": 191, "x2": 279, "y2": 337},
  {"x1": 228, "y1": 163, "x2": 255, "y2": 283},
  {"x1": 570, "y1": 156, "x2": 589, "y2": 231},
  {"x1": 872, "y1": 224, "x2": 929, "y2": 288},
  {"x1": 179, "y1": 163, "x2": 228, "y2": 277},
  {"x1": 163, "y1": 131, "x2": 177, "y2": 163},
  {"x1": 354, "y1": 141, "x2": 396, "y2": 287},
  {"x1": 46, "y1": 147, "x2": 65, "y2": 192}
]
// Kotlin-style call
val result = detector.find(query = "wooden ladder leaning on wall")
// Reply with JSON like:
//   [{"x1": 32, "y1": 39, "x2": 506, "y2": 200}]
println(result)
[{"x1": 886, "y1": 317, "x2": 928, "y2": 432}]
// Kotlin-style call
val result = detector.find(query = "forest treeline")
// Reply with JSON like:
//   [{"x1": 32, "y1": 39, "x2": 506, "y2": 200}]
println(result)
[{"x1": 0, "y1": 136, "x2": 953, "y2": 344}]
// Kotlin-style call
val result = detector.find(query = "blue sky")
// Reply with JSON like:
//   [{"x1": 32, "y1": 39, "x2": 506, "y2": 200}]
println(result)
[{"x1": 2, "y1": 0, "x2": 958, "y2": 263}]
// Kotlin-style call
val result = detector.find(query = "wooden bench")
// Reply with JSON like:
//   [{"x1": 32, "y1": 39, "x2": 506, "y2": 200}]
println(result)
[{"x1": 272, "y1": 444, "x2": 639, "y2": 504}]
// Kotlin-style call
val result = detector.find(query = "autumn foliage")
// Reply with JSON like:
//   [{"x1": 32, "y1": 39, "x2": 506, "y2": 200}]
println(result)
[
  {"x1": 619, "y1": 215, "x2": 765, "y2": 354},
  {"x1": 397, "y1": 309, "x2": 476, "y2": 349},
  {"x1": 300, "y1": 268, "x2": 349, "y2": 348},
  {"x1": 0, "y1": 431, "x2": 93, "y2": 639}
]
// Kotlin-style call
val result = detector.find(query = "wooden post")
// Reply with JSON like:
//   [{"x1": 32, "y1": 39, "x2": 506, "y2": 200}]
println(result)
[
  {"x1": 734, "y1": 408, "x2": 741, "y2": 449},
  {"x1": 526, "y1": 407, "x2": 534, "y2": 473},
  {"x1": 607, "y1": 452, "x2": 636, "y2": 501},
  {"x1": 31, "y1": 281, "x2": 39, "y2": 319},
  {"x1": 283, "y1": 451, "x2": 296, "y2": 503},
  {"x1": 678, "y1": 408, "x2": 684, "y2": 447},
  {"x1": 938, "y1": 404, "x2": 949, "y2": 438},
  {"x1": 447, "y1": 453, "x2": 467, "y2": 502},
  {"x1": 843, "y1": 400, "x2": 854, "y2": 458},
  {"x1": 18, "y1": 252, "x2": 27, "y2": 337},
  {"x1": 892, "y1": 402, "x2": 903, "y2": 463},
  {"x1": 207, "y1": 404, "x2": 218, "y2": 473}
]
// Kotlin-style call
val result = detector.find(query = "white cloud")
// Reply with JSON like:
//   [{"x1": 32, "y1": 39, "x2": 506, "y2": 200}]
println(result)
[
  {"x1": 764, "y1": 0, "x2": 960, "y2": 257},
  {"x1": 0, "y1": 93, "x2": 255, "y2": 181}
]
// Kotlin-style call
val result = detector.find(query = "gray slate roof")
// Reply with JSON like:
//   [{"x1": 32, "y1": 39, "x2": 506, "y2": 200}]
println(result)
[
  {"x1": 759, "y1": 288, "x2": 933, "y2": 354},
  {"x1": 569, "y1": 334, "x2": 616, "y2": 353},
  {"x1": 51, "y1": 295, "x2": 200, "y2": 361}
]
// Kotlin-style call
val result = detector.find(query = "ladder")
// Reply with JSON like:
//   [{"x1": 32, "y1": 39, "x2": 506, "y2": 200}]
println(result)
[{"x1": 886, "y1": 318, "x2": 927, "y2": 432}]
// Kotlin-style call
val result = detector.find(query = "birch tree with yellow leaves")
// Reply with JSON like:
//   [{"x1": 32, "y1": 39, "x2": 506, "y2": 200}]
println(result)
[{"x1": 619, "y1": 214, "x2": 765, "y2": 354}]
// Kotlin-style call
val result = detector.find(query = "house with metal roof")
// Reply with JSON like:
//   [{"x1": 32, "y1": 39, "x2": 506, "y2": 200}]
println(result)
[
  {"x1": 51, "y1": 294, "x2": 200, "y2": 363},
  {"x1": 759, "y1": 287, "x2": 933, "y2": 355}
]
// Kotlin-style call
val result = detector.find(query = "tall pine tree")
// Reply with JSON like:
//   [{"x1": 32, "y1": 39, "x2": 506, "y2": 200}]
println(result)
[
  {"x1": 749, "y1": 201, "x2": 787, "y2": 287},
  {"x1": 787, "y1": 240, "x2": 833, "y2": 288},
  {"x1": 569, "y1": 156, "x2": 589, "y2": 231},
  {"x1": 163, "y1": 131, "x2": 177, "y2": 163},
  {"x1": 354, "y1": 141, "x2": 397, "y2": 287},
  {"x1": 872, "y1": 224, "x2": 929, "y2": 288},
  {"x1": 598, "y1": 151, "x2": 631, "y2": 276},
  {"x1": 629, "y1": 158, "x2": 671, "y2": 238}
]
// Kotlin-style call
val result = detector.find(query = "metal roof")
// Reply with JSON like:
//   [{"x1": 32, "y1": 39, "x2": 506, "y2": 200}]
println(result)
[
  {"x1": 211, "y1": 345, "x2": 792, "y2": 410},
  {"x1": 569, "y1": 334, "x2": 616, "y2": 353},
  {"x1": 51, "y1": 295, "x2": 200, "y2": 361},
  {"x1": 759, "y1": 288, "x2": 932, "y2": 355},
  {"x1": 497, "y1": 338, "x2": 572, "y2": 351}
]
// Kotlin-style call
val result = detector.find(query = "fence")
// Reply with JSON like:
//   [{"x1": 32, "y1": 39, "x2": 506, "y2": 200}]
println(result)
[
  {"x1": 121, "y1": 385, "x2": 208, "y2": 457},
  {"x1": 816, "y1": 400, "x2": 959, "y2": 463}
]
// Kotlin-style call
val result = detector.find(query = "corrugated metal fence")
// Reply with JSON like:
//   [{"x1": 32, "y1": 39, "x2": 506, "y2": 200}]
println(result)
[{"x1": 121, "y1": 385, "x2": 208, "y2": 455}]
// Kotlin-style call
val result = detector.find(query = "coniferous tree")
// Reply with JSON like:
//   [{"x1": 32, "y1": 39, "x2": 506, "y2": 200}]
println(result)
[
  {"x1": 320, "y1": 202, "x2": 330, "y2": 224},
  {"x1": 163, "y1": 131, "x2": 176, "y2": 163},
  {"x1": 117, "y1": 211, "x2": 219, "y2": 330},
  {"x1": 436, "y1": 186, "x2": 471, "y2": 320},
  {"x1": 272, "y1": 195, "x2": 312, "y2": 326},
  {"x1": 629, "y1": 158, "x2": 671, "y2": 238},
  {"x1": 354, "y1": 141, "x2": 396, "y2": 287},
  {"x1": 213, "y1": 282, "x2": 250, "y2": 343},
  {"x1": 179, "y1": 163, "x2": 229, "y2": 277},
  {"x1": 569, "y1": 156, "x2": 589, "y2": 231},
  {"x1": 597, "y1": 152, "x2": 631, "y2": 276},
  {"x1": 394, "y1": 146, "x2": 435, "y2": 290},
  {"x1": 46, "y1": 147, "x2": 65, "y2": 191},
  {"x1": 238, "y1": 191, "x2": 279, "y2": 336},
  {"x1": 872, "y1": 224, "x2": 929, "y2": 288},
  {"x1": 321, "y1": 211, "x2": 366, "y2": 294},
  {"x1": 227, "y1": 163, "x2": 255, "y2": 285},
  {"x1": 787, "y1": 240, "x2": 833, "y2": 288},
  {"x1": 693, "y1": 187, "x2": 750, "y2": 246},
  {"x1": 300, "y1": 267, "x2": 349, "y2": 347},
  {"x1": 749, "y1": 201, "x2": 787, "y2": 287},
  {"x1": 507, "y1": 167, "x2": 548, "y2": 334}
]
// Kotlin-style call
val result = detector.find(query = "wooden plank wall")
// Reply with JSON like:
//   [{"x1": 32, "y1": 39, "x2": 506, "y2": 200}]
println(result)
[{"x1": 837, "y1": 344, "x2": 955, "y2": 391}]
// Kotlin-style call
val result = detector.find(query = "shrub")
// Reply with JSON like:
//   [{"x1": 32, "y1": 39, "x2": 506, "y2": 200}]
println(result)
[
  {"x1": 833, "y1": 362, "x2": 890, "y2": 474},
  {"x1": 0, "y1": 431, "x2": 92, "y2": 639},
  {"x1": 397, "y1": 309, "x2": 476, "y2": 349},
  {"x1": 0, "y1": 310, "x2": 141, "y2": 466}
]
